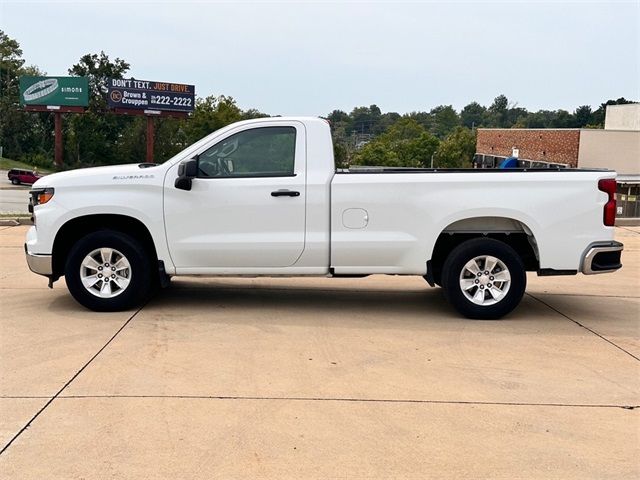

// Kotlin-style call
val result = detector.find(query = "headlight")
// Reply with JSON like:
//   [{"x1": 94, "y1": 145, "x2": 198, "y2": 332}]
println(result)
[{"x1": 29, "y1": 188, "x2": 55, "y2": 207}]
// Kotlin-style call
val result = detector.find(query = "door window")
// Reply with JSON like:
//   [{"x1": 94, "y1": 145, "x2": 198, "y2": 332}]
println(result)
[{"x1": 198, "y1": 126, "x2": 296, "y2": 178}]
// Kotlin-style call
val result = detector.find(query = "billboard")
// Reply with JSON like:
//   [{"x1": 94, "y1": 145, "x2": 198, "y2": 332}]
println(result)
[
  {"x1": 107, "y1": 78, "x2": 195, "y2": 113},
  {"x1": 19, "y1": 76, "x2": 89, "y2": 107}
]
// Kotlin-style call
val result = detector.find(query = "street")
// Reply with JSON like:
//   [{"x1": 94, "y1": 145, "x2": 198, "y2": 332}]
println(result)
[{"x1": 0, "y1": 171, "x2": 31, "y2": 214}]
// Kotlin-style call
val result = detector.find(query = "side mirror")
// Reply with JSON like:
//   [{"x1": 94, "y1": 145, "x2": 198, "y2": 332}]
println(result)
[{"x1": 175, "y1": 157, "x2": 198, "y2": 191}]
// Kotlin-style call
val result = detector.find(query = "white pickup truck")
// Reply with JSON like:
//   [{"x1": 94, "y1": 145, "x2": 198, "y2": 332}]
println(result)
[{"x1": 25, "y1": 117, "x2": 623, "y2": 319}]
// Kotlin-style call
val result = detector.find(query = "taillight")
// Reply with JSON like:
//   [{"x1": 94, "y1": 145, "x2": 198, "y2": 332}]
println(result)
[{"x1": 598, "y1": 179, "x2": 616, "y2": 227}]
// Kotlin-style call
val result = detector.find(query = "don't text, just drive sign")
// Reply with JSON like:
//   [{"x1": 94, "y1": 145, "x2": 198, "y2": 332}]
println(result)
[{"x1": 107, "y1": 78, "x2": 195, "y2": 113}]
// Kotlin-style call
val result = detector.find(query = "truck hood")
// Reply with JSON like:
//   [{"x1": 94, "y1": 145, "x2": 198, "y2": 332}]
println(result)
[{"x1": 32, "y1": 163, "x2": 163, "y2": 189}]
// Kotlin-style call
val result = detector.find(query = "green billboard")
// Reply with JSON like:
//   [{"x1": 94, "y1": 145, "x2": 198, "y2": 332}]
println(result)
[{"x1": 19, "y1": 76, "x2": 89, "y2": 107}]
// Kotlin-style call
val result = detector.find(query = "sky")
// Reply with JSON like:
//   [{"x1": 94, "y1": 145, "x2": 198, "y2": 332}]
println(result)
[{"x1": 1, "y1": 0, "x2": 639, "y2": 116}]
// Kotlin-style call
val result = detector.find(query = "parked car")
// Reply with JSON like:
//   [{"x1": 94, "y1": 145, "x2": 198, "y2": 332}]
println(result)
[
  {"x1": 8, "y1": 168, "x2": 42, "y2": 185},
  {"x1": 24, "y1": 117, "x2": 623, "y2": 319}
]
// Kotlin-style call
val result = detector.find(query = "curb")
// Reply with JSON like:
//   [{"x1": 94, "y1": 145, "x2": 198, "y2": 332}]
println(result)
[
  {"x1": 0, "y1": 217, "x2": 33, "y2": 226},
  {"x1": 616, "y1": 218, "x2": 640, "y2": 227}
]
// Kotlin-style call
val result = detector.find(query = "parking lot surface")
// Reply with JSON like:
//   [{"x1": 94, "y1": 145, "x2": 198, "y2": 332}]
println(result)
[{"x1": 1, "y1": 225, "x2": 638, "y2": 478}]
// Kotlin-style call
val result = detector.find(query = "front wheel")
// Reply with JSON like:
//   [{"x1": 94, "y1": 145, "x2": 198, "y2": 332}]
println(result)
[
  {"x1": 65, "y1": 230, "x2": 153, "y2": 311},
  {"x1": 441, "y1": 238, "x2": 526, "y2": 320}
]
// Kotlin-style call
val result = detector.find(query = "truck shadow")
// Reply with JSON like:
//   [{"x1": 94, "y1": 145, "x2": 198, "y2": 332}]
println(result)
[
  {"x1": 139, "y1": 278, "x2": 541, "y2": 326},
  {"x1": 152, "y1": 279, "x2": 454, "y2": 318},
  {"x1": 45, "y1": 279, "x2": 548, "y2": 325}
]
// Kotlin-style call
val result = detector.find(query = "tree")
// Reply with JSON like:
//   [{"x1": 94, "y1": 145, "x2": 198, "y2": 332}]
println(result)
[
  {"x1": 377, "y1": 111, "x2": 401, "y2": 134},
  {"x1": 333, "y1": 140, "x2": 348, "y2": 168},
  {"x1": 460, "y1": 102, "x2": 486, "y2": 129},
  {"x1": 351, "y1": 118, "x2": 439, "y2": 168},
  {"x1": 406, "y1": 111, "x2": 433, "y2": 131},
  {"x1": 551, "y1": 109, "x2": 574, "y2": 128},
  {"x1": 0, "y1": 30, "x2": 50, "y2": 163},
  {"x1": 64, "y1": 52, "x2": 132, "y2": 166},
  {"x1": 183, "y1": 95, "x2": 244, "y2": 144},
  {"x1": 327, "y1": 109, "x2": 350, "y2": 125},
  {"x1": 68, "y1": 51, "x2": 130, "y2": 111},
  {"x1": 350, "y1": 105, "x2": 382, "y2": 135},
  {"x1": 0, "y1": 29, "x2": 24, "y2": 95},
  {"x1": 430, "y1": 105, "x2": 460, "y2": 138},
  {"x1": 574, "y1": 105, "x2": 593, "y2": 127},
  {"x1": 486, "y1": 94, "x2": 509, "y2": 127},
  {"x1": 434, "y1": 127, "x2": 476, "y2": 168}
]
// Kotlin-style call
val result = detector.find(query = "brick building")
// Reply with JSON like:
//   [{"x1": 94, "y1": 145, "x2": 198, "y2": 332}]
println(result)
[
  {"x1": 476, "y1": 129, "x2": 580, "y2": 167},
  {"x1": 474, "y1": 104, "x2": 640, "y2": 220}
]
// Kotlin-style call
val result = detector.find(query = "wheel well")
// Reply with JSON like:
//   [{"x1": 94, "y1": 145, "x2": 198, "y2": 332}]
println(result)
[
  {"x1": 429, "y1": 218, "x2": 539, "y2": 285},
  {"x1": 52, "y1": 214, "x2": 158, "y2": 279}
]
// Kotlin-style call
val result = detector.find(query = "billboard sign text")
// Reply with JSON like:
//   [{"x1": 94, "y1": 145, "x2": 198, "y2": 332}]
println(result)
[
  {"x1": 107, "y1": 78, "x2": 195, "y2": 113},
  {"x1": 20, "y1": 76, "x2": 89, "y2": 107}
]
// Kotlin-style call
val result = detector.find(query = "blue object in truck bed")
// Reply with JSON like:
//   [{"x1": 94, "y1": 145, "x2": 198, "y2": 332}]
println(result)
[{"x1": 499, "y1": 157, "x2": 519, "y2": 169}]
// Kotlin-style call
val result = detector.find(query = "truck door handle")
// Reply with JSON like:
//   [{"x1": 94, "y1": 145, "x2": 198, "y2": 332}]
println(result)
[{"x1": 271, "y1": 189, "x2": 300, "y2": 197}]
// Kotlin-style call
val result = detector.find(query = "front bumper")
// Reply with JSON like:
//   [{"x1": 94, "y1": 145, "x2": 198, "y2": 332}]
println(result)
[
  {"x1": 581, "y1": 241, "x2": 623, "y2": 275},
  {"x1": 24, "y1": 244, "x2": 52, "y2": 276}
]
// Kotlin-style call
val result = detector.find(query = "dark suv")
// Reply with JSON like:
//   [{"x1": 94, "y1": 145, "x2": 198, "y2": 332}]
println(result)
[{"x1": 7, "y1": 169, "x2": 42, "y2": 185}]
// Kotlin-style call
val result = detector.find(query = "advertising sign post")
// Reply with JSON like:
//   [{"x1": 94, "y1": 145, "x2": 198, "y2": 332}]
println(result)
[
  {"x1": 20, "y1": 76, "x2": 89, "y2": 167},
  {"x1": 107, "y1": 78, "x2": 195, "y2": 162}
]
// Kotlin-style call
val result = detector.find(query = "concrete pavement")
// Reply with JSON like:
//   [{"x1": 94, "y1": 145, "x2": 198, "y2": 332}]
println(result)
[{"x1": 0, "y1": 225, "x2": 638, "y2": 478}]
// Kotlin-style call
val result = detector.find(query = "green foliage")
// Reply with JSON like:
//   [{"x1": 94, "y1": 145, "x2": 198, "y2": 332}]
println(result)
[
  {"x1": 68, "y1": 51, "x2": 130, "y2": 111},
  {"x1": 352, "y1": 118, "x2": 439, "y2": 167},
  {"x1": 64, "y1": 52, "x2": 133, "y2": 166},
  {"x1": 460, "y1": 102, "x2": 486, "y2": 128},
  {"x1": 333, "y1": 141, "x2": 348, "y2": 168},
  {"x1": 0, "y1": 156, "x2": 50, "y2": 172},
  {"x1": 0, "y1": 30, "x2": 51, "y2": 165},
  {"x1": 183, "y1": 95, "x2": 243, "y2": 143},
  {"x1": 574, "y1": 105, "x2": 593, "y2": 127},
  {"x1": 430, "y1": 105, "x2": 460, "y2": 138},
  {"x1": 434, "y1": 127, "x2": 476, "y2": 168}
]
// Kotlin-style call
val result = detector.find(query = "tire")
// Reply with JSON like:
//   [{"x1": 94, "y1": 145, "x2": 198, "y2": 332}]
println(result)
[
  {"x1": 441, "y1": 238, "x2": 526, "y2": 320},
  {"x1": 11, "y1": 178, "x2": 19, "y2": 185},
  {"x1": 65, "y1": 230, "x2": 153, "y2": 312}
]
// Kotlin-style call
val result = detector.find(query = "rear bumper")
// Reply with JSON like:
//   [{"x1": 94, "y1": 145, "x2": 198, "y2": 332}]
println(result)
[
  {"x1": 24, "y1": 244, "x2": 52, "y2": 276},
  {"x1": 581, "y1": 241, "x2": 623, "y2": 275}
]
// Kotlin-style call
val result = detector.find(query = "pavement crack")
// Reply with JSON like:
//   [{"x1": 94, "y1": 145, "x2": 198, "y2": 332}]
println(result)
[
  {"x1": 527, "y1": 293, "x2": 639, "y2": 362},
  {"x1": 525, "y1": 292, "x2": 639, "y2": 299},
  {"x1": 0, "y1": 303, "x2": 147, "y2": 456},
  {"x1": 1, "y1": 394, "x2": 637, "y2": 410},
  {"x1": 618, "y1": 226, "x2": 640, "y2": 236}
]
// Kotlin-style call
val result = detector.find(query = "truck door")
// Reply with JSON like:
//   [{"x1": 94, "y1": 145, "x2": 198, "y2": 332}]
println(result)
[{"x1": 163, "y1": 122, "x2": 306, "y2": 269}]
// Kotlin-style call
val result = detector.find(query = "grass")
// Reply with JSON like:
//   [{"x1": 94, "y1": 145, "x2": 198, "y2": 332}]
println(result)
[{"x1": 0, "y1": 157, "x2": 52, "y2": 173}]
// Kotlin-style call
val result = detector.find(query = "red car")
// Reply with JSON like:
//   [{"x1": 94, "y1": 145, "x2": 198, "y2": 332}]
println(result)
[{"x1": 7, "y1": 169, "x2": 42, "y2": 185}]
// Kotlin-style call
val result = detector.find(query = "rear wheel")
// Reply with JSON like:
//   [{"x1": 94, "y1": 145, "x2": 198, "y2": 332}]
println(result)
[
  {"x1": 441, "y1": 238, "x2": 526, "y2": 319},
  {"x1": 11, "y1": 178, "x2": 19, "y2": 185},
  {"x1": 65, "y1": 230, "x2": 153, "y2": 311}
]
